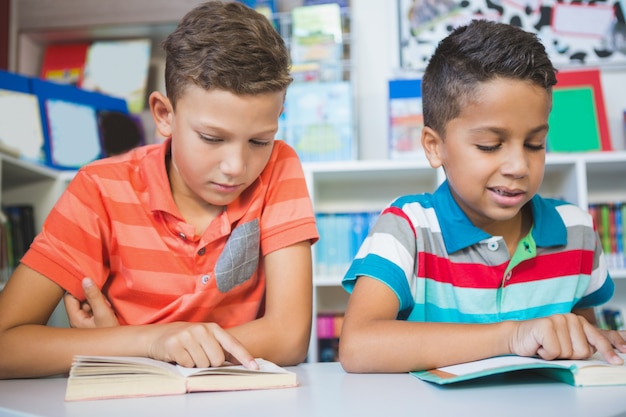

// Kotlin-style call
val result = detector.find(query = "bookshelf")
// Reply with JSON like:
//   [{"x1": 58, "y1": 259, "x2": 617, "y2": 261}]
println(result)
[
  {"x1": 302, "y1": 152, "x2": 626, "y2": 362},
  {"x1": 6, "y1": 0, "x2": 626, "y2": 362}
]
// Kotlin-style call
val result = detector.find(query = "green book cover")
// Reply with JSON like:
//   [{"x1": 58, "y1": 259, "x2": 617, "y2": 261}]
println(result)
[
  {"x1": 411, "y1": 353, "x2": 626, "y2": 387},
  {"x1": 548, "y1": 86, "x2": 601, "y2": 152}
]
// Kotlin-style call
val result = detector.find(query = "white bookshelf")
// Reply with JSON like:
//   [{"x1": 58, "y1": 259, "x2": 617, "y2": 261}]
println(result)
[{"x1": 301, "y1": 152, "x2": 626, "y2": 362}]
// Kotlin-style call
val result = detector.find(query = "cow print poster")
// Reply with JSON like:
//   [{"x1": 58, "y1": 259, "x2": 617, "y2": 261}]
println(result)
[{"x1": 398, "y1": 0, "x2": 626, "y2": 70}]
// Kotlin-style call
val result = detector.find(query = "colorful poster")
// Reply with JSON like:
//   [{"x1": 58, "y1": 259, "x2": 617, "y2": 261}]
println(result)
[{"x1": 398, "y1": 0, "x2": 626, "y2": 70}]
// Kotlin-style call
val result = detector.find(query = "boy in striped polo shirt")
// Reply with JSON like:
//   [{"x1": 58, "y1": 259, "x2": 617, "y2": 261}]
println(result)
[
  {"x1": 0, "y1": 1, "x2": 318, "y2": 379},
  {"x1": 339, "y1": 20, "x2": 626, "y2": 373}
]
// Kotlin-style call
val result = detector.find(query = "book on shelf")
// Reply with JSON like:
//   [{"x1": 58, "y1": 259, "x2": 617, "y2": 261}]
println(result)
[
  {"x1": 31, "y1": 78, "x2": 129, "y2": 170},
  {"x1": 412, "y1": 352, "x2": 626, "y2": 387},
  {"x1": 282, "y1": 80, "x2": 354, "y2": 162},
  {"x1": 315, "y1": 211, "x2": 378, "y2": 277},
  {"x1": 238, "y1": 0, "x2": 277, "y2": 21},
  {"x1": 40, "y1": 43, "x2": 90, "y2": 87},
  {"x1": 291, "y1": 3, "x2": 344, "y2": 82},
  {"x1": 1, "y1": 205, "x2": 36, "y2": 273},
  {"x1": 600, "y1": 307, "x2": 624, "y2": 331},
  {"x1": 317, "y1": 312, "x2": 344, "y2": 362},
  {"x1": 82, "y1": 39, "x2": 151, "y2": 114},
  {"x1": 0, "y1": 70, "x2": 46, "y2": 162},
  {"x1": 0, "y1": 209, "x2": 10, "y2": 285},
  {"x1": 589, "y1": 201, "x2": 626, "y2": 270},
  {"x1": 388, "y1": 78, "x2": 424, "y2": 159},
  {"x1": 304, "y1": 0, "x2": 349, "y2": 6},
  {"x1": 547, "y1": 68, "x2": 611, "y2": 152},
  {"x1": 65, "y1": 355, "x2": 298, "y2": 401}
]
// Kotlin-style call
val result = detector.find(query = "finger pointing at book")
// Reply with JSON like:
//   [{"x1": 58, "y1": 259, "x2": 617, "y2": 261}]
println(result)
[
  {"x1": 146, "y1": 322, "x2": 259, "y2": 370},
  {"x1": 511, "y1": 313, "x2": 624, "y2": 365}
]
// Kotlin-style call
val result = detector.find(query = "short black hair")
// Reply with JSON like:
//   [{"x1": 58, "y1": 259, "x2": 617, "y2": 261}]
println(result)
[{"x1": 422, "y1": 19, "x2": 557, "y2": 135}]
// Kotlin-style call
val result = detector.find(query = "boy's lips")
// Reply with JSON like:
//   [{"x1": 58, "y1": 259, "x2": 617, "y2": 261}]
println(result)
[
  {"x1": 212, "y1": 182, "x2": 241, "y2": 193},
  {"x1": 489, "y1": 186, "x2": 524, "y2": 197},
  {"x1": 488, "y1": 186, "x2": 526, "y2": 206}
]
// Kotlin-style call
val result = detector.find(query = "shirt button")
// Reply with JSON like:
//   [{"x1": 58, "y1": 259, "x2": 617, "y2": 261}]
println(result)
[
  {"x1": 178, "y1": 232, "x2": 186, "y2": 240},
  {"x1": 201, "y1": 274, "x2": 211, "y2": 284},
  {"x1": 487, "y1": 241, "x2": 499, "y2": 251},
  {"x1": 197, "y1": 247, "x2": 206, "y2": 256},
  {"x1": 505, "y1": 271, "x2": 512, "y2": 281}
]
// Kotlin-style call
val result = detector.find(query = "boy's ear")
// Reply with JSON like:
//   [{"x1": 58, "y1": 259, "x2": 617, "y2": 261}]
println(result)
[
  {"x1": 421, "y1": 126, "x2": 444, "y2": 169},
  {"x1": 149, "y1": 91, "x2": 174, "y2": 138}
]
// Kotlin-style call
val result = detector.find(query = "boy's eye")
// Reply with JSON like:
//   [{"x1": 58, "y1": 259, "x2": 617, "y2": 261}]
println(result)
[
  {"x1": 525, "y1": 143, "x2": 545, "y2": 151},
  {"x1": 476, "y1": 144, "x2": 500, "y2": 152},
  {"x1": 200, "y1": 135, "x2": 222, "y2": 143},
  {"x1": 250, "y1": 139, "x2": 272, "y2": 147}
]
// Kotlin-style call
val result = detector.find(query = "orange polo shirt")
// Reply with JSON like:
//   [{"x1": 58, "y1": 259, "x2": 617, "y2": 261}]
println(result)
[{"x1": 22, "y1": 139, "x2": 318, "y2": 327}]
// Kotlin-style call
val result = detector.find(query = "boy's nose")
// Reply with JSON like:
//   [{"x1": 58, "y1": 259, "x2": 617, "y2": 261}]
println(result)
[
  {"x1": 220, "y1": 146, "x2": 246, "y2": 177},
  {"x1": 502, "y1": 148, "x2": 530, "y2": 178}
]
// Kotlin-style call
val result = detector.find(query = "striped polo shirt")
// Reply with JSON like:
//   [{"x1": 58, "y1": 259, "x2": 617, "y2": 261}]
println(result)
[
  {"x1": 343, "y1": 181, "x2": 614, "y2": 323},
  {"x1": 23, "y1": 139, "x2": 319, "y2": 327}
]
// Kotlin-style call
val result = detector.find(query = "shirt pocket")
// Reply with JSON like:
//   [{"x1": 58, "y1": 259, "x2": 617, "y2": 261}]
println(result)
[{"x1": 215, "y1": 219, "x2": 260, "y2": 293}]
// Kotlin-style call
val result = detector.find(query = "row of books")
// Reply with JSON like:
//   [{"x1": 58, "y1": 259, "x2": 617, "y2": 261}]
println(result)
[
  {"x1": 0, "y1": 205, "x2": 36, "y2": 285},
  {"x1": 589, "y1": 202, "x2": 626, "y2": 271},
  {"x1": 40, "y1": 39, "x2": 151, "y2": 114},
  {"x1": 314, "y1": 211, "x2": 379, "y2": 278},
  {"x1": 279, "y1": 2, "x2": 355, "y2": 162},
  {"x1": 31, "y1": 2, "x2": 355, "y2": 166},
  {"x1": 597, "y1": 307, "x2": 624, "y2": 331},
  {"x1": 316, "y1": 312, "x2": 344, "y2": 362},
  {"x1": 245, "y1": 0, "x2": 349, "y2": 73}
]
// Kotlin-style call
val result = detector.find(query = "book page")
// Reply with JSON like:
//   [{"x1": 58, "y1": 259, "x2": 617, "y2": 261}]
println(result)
[
  {"x1": 176, "y1": 358, "x2": 289, "y2": 377},
  {"x1": 433, "y1": 351, "x2": 623, "y2": 378}
]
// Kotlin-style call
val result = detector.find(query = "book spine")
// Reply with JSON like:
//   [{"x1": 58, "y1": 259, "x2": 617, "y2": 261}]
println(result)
[
  {"x1": 616, "y1": 202, "x2": 624, "y2": 270},
  {"x1": 622, "y1": 203, "x2": 626, "y2": 269},
  {"x1": 316, "y1": 312, "x2": 344, "y2": 362},
  {"x1": 600, "y1": 203, "x2": 612, "y2": 261}
]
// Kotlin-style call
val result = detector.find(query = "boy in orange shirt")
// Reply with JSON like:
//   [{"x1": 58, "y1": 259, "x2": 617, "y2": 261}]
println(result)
[{"x1": 0, "y1": 1, "x2": 318, "y2": 379}]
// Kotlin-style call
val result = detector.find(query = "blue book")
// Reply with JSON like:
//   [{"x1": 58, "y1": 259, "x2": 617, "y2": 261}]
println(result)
[
  {"x1": 388, "y1": 78, "x2": 423, "y2": 159},
  {"x1": 30, "y1": 78, "x2": 128, "y2": 170},
  {"x1": 282, "y1": 81, "x2": 354, "y2": 162},
  {"x1": 0, "y1": 70, "x2": 45, "y2": 161}
]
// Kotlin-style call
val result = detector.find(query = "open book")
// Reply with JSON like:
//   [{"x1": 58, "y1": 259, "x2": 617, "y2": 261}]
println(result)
[
  {"x1": 412, "y1": 352, "x2": 626, "y2": 387},
  {"x1": 65, "y1": 355, "x2": 298, "y2": 401}
]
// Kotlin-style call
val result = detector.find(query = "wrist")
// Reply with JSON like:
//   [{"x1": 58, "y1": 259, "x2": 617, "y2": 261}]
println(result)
[{"x1": 494, "y1": 320, "x2": 519, "y2": 356}]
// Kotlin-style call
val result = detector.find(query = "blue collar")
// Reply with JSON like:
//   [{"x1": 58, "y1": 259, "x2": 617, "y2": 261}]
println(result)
[{"x1": 432, "y1": 181, "x2": 567, "y2": 254}]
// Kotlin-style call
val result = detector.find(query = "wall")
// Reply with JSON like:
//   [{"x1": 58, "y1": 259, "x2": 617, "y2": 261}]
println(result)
[{"x1": 351, "y1": 0, "x2": 626, "y2": 160}]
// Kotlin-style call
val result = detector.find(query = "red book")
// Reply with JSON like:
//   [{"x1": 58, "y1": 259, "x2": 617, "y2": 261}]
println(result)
[
  {"x1": 550, "y1": 69, "x2": 612, "y2": 152},
  {"x1": 40, "y1": 43, "x2": 90, "y2": 87}
]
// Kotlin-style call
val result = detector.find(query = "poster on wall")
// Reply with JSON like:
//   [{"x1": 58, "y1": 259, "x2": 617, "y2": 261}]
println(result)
[{"x1": 398, "y1": 0, "x2": 626, "y2": 71}]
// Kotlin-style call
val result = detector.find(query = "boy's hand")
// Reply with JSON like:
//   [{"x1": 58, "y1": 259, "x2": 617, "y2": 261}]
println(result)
[
  {"x1": 63, "y1": 278, "x2": 119, "y2": 328},
  {"x1": 600, "y1": 329, "x2": 626, "y2": 353},
  {"x1": 64, "y1": 278, "x2": 259, "y2": 370},
  {"x1": 146, "y1": 322, "x2": 259, "y2": 370},
  {"x1": 510, "y1": 313, "x2": 624, "y2": 365}
]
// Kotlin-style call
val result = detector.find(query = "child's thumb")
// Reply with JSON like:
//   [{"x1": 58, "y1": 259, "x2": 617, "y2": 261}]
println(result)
[{"x1": 82, "y1": 277, "x2": 107, "y2": 307}]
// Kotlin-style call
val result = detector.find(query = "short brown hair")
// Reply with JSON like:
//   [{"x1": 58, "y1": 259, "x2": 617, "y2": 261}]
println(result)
[{"x1": 163, "y1": 1, "x2": 292, "y2": 107}]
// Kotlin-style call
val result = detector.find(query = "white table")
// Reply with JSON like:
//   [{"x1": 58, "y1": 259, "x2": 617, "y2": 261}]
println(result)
[{"x1": 0, "y1": 362, "x2": 625, "y2": 417}]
